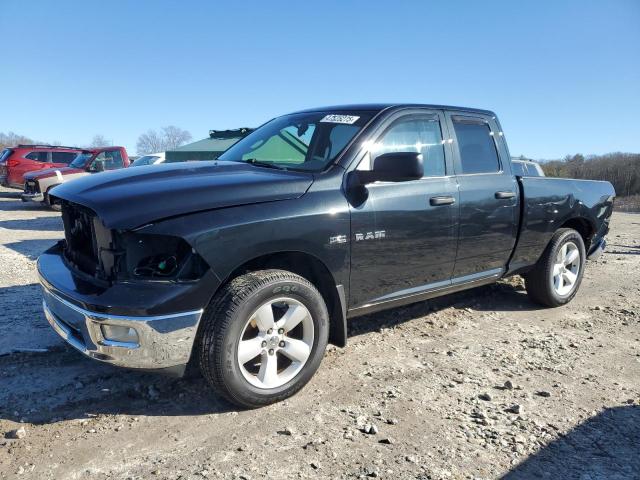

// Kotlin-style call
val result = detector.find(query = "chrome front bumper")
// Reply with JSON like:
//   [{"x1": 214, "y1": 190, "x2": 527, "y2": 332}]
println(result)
[
  {"x1": 41, "y1": 285, "x2": 203, "y2": 373},
  {"x1": 21, "y1": 192, "x2": 44, "y2": 202}
]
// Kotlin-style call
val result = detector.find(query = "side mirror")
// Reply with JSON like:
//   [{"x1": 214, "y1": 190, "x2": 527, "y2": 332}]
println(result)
[{"x1": 354, "y1": 152, "x2": 424, "y2": 184}]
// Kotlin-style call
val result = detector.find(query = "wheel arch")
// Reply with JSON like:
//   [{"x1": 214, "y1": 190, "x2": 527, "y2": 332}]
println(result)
[
  {"x1": 186, "y1": 250, "x2": 347, "y2": 377},
  {"x1": 559, "y1": 216, "x2": 595, "y2": 251},
  {"x1": 223, "y1": 251, "x2": 347, "y2": 348}
]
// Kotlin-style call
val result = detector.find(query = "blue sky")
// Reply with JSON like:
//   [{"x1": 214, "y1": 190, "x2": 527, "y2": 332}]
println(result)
[{"x1": 1, "y1": 0, "x2": 638, "y2": 158}]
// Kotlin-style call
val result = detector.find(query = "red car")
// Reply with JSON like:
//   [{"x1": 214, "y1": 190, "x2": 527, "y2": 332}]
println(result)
[
  {"x1": 22, "y1": 146, "x2": 130, "y2": 209},
  {"x1": 0, "y1": 144, "x2": 84, "y2": 189}
]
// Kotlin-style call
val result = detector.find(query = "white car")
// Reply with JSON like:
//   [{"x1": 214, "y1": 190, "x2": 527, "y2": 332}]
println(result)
[
  {"x1": 512, "y1": 159, "x2": 545, "y2": 177},
  {"x1": 131, "y1": 152, "x2": 165, "y2": 167}
]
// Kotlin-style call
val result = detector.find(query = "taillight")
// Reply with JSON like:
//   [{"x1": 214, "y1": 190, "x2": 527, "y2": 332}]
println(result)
[{"x1": 7, "y1": 159, "x2": 19, "y2": 168}]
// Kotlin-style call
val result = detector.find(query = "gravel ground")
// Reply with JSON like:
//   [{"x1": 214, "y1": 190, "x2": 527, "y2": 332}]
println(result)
[{"x1": 0, "y1": 185, "x2": 638, "y2": 479}]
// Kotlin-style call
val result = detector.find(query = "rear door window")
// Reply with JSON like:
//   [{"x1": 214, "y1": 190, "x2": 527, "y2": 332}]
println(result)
[
  {"x1": 51, "y1": 152, "x2": 77, "y2": 164},
  {"x1": 25, "y1": 151, "x2": 49, "y2": 162},
  {"x1": 452, "y1": 118, "x2": 501, "y2": 174}
]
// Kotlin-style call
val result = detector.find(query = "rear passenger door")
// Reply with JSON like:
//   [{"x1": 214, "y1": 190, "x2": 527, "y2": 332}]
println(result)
[{"x1": 445, "y1": 112, "x2": 518, "y2": 280}]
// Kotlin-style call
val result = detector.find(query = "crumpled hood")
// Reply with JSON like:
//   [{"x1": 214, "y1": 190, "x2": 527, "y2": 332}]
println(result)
[
  {"x1": 50, "y1": 161, "x2": 314, "y2": 229},
  {"x1": 24, "y1": 166, "x2": 84, "y2": 180}
]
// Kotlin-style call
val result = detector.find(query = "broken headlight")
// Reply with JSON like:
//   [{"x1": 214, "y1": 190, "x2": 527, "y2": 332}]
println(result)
[{"x1": 120, "y1": 232, "x2": 208, "y2": 281}]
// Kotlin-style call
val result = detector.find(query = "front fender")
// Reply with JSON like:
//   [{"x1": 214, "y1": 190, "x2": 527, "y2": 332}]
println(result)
[{"x1": 138, "y1": 192, "x2": 351, "y2": 302}]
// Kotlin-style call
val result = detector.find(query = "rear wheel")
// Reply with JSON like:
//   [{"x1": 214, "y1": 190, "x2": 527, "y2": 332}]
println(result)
[
  {"x1": 199, "y1": 270, "x2": 329, "y2": 408},
  {"x1": 524, "y1": 228, "x2": 586, "y2": 307}
]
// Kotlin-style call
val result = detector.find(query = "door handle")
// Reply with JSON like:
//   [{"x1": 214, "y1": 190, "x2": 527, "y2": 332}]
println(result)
[
  {"x1": 495, "y1": 191, "x2": 516, "y2": 199},
  {"x1": 430, "y1": 196, "x2": 456, "y2": 206}
]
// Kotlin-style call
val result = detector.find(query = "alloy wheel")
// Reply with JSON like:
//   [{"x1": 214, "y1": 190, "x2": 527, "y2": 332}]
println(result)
[
  {"x1": 551, "y1": 241, "x2": 581, "y2": 296},
  {"x1": 237, "y1": 297, "x2": 314, "y2": 389}
]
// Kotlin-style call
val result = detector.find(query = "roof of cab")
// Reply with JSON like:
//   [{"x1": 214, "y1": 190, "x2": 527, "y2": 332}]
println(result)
[{"x1": 292, "y1": 103, "x2": 496, "y2": 116}]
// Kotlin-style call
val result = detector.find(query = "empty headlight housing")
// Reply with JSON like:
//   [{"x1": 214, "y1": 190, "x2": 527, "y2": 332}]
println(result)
[{"x1": 119, "y1": 232, "x2": 209, "y2": 281}]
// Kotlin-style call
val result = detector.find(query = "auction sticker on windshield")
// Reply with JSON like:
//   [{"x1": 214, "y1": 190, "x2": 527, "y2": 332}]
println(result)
[{"x1": 320, "y1": 114, "x2": 360, "y2": 124}]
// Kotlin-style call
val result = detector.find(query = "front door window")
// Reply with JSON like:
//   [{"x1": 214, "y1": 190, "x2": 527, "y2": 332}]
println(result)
[{"x1": 360, "y1": 116, "x2": 446, "y2": 177}]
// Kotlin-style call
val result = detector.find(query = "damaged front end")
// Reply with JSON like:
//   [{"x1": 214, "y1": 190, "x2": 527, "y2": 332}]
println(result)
[
  {"x1": 59, "y1": 200, "x2": 209, "y2": 285},
  {"x1": 38, "y1": 200, "x2": 218, "y2": 376}
]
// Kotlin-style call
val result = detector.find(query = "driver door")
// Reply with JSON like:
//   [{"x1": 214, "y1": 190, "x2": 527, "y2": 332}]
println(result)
[{"x1": 348, "y1": 110, "x2": 459, "y2": 310}]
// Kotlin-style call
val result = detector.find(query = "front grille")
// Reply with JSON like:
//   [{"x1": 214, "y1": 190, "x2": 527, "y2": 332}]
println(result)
[
  {"x1": 24, "y1": 180, "x2": 40, "y2": 194},
  {"x1": 61, "y1": 202, "x2": 100, "y2": 277}
]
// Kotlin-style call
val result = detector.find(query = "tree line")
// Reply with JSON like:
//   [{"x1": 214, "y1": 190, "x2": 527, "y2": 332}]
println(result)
[
  {"x1": 542, "y1": 153, "x2": 640, "y2": 198},
  {"x1": 0, "y1": 132, "x2": 49, "y2": 150},
  {"x1": 1, "y1": 126, "x2": 192, "y2": 155}
]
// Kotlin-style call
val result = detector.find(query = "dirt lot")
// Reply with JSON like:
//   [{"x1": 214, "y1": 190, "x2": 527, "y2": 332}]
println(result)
[{"x1": 0, "y1": 185, "x2": 638, "y2": 480}]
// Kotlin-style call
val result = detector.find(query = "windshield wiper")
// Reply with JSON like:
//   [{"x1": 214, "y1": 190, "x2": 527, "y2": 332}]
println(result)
[{"x1": 244, "y1": 158, "x2": 288, "y2": 171}]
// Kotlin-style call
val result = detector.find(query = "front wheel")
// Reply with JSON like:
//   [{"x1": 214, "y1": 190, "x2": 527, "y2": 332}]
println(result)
[
  {"x1": 524, "y1": 228, "x2": 586, "y2": 307},
  {"x1": 199, "y1": 270, "x2": 329, "y2": 408}
]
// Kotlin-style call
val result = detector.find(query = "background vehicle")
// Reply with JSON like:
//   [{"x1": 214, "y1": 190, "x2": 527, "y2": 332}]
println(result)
[
  {"x1": 38, "y1": 104, "x2": 615, "y2": 408},
  {"x1": 512, "y1": 158, "x2": 545, "y2": 176},
  {"x1": 131, "y1": 152, "x2": 165, "y2": 166},
  {"x1": 0, "y1": 145, "x2": 83, "y2": 188},
  {"x1": 22, "y1": 146, "x2": 129, "y2": 209}
]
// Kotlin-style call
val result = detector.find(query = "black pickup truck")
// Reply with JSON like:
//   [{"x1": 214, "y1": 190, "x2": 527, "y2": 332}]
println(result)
[{"x1": 39, "y1": 104, "x2": 615, "y2": 408}]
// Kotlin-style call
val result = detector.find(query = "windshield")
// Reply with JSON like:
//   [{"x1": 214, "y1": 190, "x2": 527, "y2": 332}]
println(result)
[
  {"x1": 218, "y1": 111, "x2": 373, "y2": 172},
  {"x1": 70, "y1": 153, "x2": 94, "y2": 168},
  {"x1": 132, "y1": 155, "x2": 160, "y2": 167}
]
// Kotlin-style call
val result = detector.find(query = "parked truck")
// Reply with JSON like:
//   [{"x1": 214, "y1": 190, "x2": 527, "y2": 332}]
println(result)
[
  {"x1": 22, "y1": 146, "x2": 129, "y2": 209},
  {"x1": 38, "y1": 104, "x2": 615, "y2": 408}
]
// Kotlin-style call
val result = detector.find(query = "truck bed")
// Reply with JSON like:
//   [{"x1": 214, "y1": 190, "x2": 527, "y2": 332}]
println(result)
[{"x1": 509, "y1": 176, "x2": 615, "y2": 274}]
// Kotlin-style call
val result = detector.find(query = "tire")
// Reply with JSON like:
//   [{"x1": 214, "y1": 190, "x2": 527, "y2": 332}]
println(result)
[
  {"x1": 524, "y1": 228, "x2": 586, "y2": 307},
  {"x1": 199, "y1": 269, "x2": 329, "y2": 408}
]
